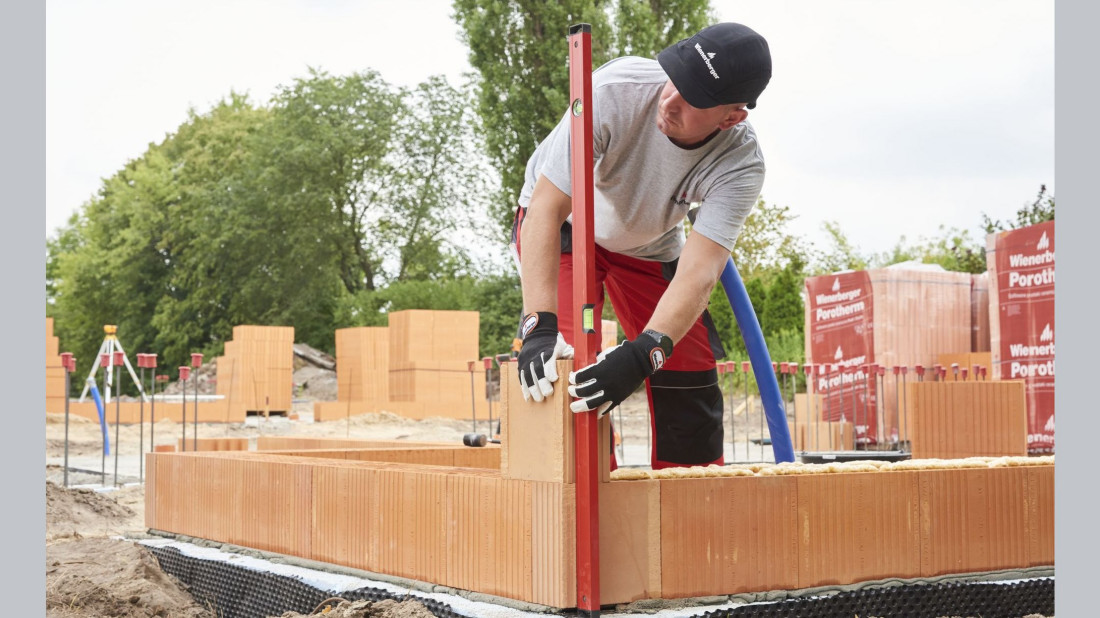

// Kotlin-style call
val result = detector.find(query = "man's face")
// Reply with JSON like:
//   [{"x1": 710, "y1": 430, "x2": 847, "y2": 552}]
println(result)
[{"x1": 655, "y1": 80, "x2": 745, "y2": 147}]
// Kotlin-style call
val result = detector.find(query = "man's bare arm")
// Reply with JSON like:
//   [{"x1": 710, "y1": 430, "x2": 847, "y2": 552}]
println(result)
[
  {"x1": 519, "y1": 174, "x2": 573, "y2": 315},
  {"x1": 644, "y1": 231, "x2": 731, "y2": 344}
]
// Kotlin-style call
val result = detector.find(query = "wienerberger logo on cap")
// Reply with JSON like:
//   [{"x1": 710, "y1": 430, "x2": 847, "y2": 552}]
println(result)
[{"x1": 694, "y1": 43, "x2": 720, "y2": 79}]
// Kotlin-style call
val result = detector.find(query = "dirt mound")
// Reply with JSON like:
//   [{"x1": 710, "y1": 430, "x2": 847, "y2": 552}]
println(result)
[
  {"x1": 275, "y1": 598, "x2": 434, "y2": 618},
  {"x1": 46, "y1": 481, "x2": 144, "y2": 541},
  {"x1": 46, "y1": 537, "x2": 214, "y2": 618}
]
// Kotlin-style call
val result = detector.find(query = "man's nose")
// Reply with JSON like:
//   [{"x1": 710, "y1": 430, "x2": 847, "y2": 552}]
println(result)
[{"x1": 662, "y1": 90, "x2": 684, "y2": 113}]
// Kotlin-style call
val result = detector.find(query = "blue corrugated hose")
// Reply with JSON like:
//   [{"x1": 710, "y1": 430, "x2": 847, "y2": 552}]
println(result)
[
  {"x1": 88, "y1": 380, "x2": 110, "y2": 455},
  {"x1": 719, "y1": 256, "x2": 795, "y2": 463}
]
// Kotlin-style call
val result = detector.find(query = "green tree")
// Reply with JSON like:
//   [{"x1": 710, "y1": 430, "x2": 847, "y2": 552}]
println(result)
[
  {"x1": 871, "y1": 226, "x2": 986, "y2": 274},
  {"x1": 376, "y1": 77, "x2": 499, "y2": 281},
  {"x1": 983, "y1": 184, "x2": 1055, "y2": 233},
  {"x1": 47, "y1": 72, "x2": 505, "y2": 373},
  {"x1": 256, "y1": 68, "x2": 403, "y2": 296},
  {"x1": 452, "y1": 0, "x2": 714, "y2": 232},
  {"x1": 809, "y1": 221, "x2": 869, "y2": 276},
  {"x1": 704, "y1": 197, "x2": 807, "y2": 359},
  {"x1": 761, "y1": 256, "x2": 805, "y2": 338},
  {"x1": 709, "y1": 274, "x2": 767, "y2": 358},
  {"x1": 47, "y1": 146, "x2": 183, "y2": 387},
  {"x1": 730, "y1": 199, "x2": 808, "y2": 283}
]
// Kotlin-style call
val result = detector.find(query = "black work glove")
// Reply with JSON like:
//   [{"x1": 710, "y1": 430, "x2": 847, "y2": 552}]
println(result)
[
  {"x1": 567, "y1": 329, "x2": 673, "y2": 417},
  {"x1": 517, "y1": 312, "x2": 574, "y2": 402}
]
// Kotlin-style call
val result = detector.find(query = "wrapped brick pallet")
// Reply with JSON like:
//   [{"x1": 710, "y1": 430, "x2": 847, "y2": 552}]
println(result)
[
  {"x1": 986, "y1": 221, "x2": 1055, "y2": 454},
  {"x1": 804, "y1": 265, "x2": 972, "y2": 445}
]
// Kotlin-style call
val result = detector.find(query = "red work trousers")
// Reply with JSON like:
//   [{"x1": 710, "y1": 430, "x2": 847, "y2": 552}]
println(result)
[{"x1": 514, "y1": 210, "x2": 725, "y2": 469}]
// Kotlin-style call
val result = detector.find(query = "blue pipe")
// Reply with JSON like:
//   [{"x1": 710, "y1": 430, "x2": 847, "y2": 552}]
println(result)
[
  {"x1": 719, "y1": 257, "x2": 795, "y2": 463},
  {"x1": 88, "y1": 380, "x2": 110, "y2": 455}
]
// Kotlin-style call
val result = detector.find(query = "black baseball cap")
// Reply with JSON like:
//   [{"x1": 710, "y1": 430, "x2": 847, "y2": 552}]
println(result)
[{"x1": 657, "y1": 23, "x2": 772, "y2": 109}]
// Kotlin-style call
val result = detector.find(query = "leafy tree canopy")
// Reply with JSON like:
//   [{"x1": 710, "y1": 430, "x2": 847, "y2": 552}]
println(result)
[
  {"x1": 452, "y1": 0, "x2": 715, "y2": 233},
  {"x1": 46, "y1": 72, "x2": 505, "y2": 389}
]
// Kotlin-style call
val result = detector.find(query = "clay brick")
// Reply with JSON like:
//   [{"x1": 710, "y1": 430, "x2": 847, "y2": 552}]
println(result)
[
  {"x1": 530, "y1": 481, "x2": 576, "y2": 608},
  {"x1": 600, "y1": 480, "x2": 661, "y2": 604},
  {"x1": 659, "y1": 476, "x2": 799, "y2": 598},
  {"x1": 796, "y1": 471, "x2": 921, "y2": 588},
  {"x1": 501, "y1": 359, "x2": 611, "y2": 483},
  {"x1": 919, "y1": 467, "x2": 1030, "y2": 576},
  {"x1": 501, "y1": 360, "x2": 574, "y2": 483},
  {"x1": 905, "y1": 381, "x2": 1027, "y2": 458},
  {"x1": 177, "y1": 437, "x2": 248, "y2": 452},
  {"x1": 1026, "y1": 465, "x2": 1054, "y2": 566}
]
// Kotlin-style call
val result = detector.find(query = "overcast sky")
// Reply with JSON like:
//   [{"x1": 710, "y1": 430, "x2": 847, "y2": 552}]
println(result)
[{"x1": 46, "y1": 0, "x2": 1054, "y2": 259}]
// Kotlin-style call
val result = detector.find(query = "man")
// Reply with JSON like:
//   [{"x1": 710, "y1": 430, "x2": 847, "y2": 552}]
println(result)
[{"x1": 512, "y1": 23, "x2": 771, "y2": 469}]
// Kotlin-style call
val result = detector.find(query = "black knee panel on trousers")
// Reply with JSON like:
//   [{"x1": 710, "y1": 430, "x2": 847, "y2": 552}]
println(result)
[{"x1": 649, "y1": 368, "x2": 724, "y2": 465}]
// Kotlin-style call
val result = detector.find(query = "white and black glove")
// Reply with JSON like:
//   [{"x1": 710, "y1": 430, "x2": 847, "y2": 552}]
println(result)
[
  {"x1": 517, "y1": 312, "x2": 574, "y2": 402},
  {"x1": 568, "y1": 329, "x2": 673, "y2": 417}
]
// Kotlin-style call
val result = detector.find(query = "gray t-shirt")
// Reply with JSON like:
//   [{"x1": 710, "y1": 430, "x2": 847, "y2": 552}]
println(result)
[{"x1": 517, "y1": 56, "x2": 765, "y2": 262}]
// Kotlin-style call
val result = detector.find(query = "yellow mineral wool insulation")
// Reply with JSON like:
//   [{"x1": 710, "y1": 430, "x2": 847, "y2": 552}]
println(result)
[{"x1": 609, "y1": 455, "x2": 1054, "y2": 481}]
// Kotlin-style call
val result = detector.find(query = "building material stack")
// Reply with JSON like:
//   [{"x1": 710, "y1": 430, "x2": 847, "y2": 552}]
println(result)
[
  {"x1": 334, "y1": 326, "x2": 390, "y2": 411},
  {"x1": 316, "y1": 310, "x2": 488, "y2": 421},
  {"x1": 46, "y1": 318, "x2": 67, "y2": 414},
  {"x1": 215, "y1": 325, "x2": 294, "y2": 419},
  {"x1": 985, "y1": 221, "x2": 1055, "y2": 453},
  {"x1": 803, "y1": 265, "x2": 972, "y2": 444},
  {"x1": 903, "y1": 379, "x2": 1027, "y2": 458},
  {"x1": 387, "y1": 310, "x2": 486, "y2": 420}
]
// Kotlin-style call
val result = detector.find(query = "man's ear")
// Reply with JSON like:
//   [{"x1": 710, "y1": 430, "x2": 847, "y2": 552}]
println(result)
[{"x1": 717, "y1": 107, "x2": 749, "y2": 131}]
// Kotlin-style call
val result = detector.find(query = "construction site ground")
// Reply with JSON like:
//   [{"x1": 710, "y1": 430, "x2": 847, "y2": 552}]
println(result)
[{"x1": 44, "y1": 353, "x2": 1054, "y2": 617}]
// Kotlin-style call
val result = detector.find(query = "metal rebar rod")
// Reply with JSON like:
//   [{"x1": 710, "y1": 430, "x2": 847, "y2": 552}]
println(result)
[
  {"x1": 789, "y1": 364, "x2": 798, "y2": 453},
  {"x1": 182, "y1": 378, "x2": 187, "y2": 452},
  {"x1": 809, "y1": 365, "x2": 819, "y2": 452},
  {"x1": 100, "y1": 371, "x2": 107, "y2": 484},
  {"x1": 877, "y1": 368, "x2": 886, "y2": 450},
  {"x1": 487, "y1": 364, "x2": 494, "y2": 440},
  {"x1": 727, "y1": 368, "x2": 734, "y2": 462},
  {"x1": 114, "y1": 364, "x2": 120, "y2": 486},
  {"x1": 837, "y1": 367, "x2": 846, "y2": 449},
  {"x1": 64, "y1": 368, "x2": 71, "y2": 488},
  {"x1": 759, "y1": 366, "x2": 766, "y2": 462},
  {"x1": 742, "y1": 361, "x2": 750, "y2": 460},
  {"x1": 729, "y1": 364, "x2": 737, "y2": 462},
  {"x1": 139, "y1": 366, "x2": 145, "y2": 482},
  {"x1": 824, "y1": 366, "x2": 833, "y2": 451},
  {"x1": 150, "y1": 373, "x2": 156, "y2": 456},
  {"x1": 468, "y1": 367, "x2": 477, "y2": 434},
  {"x1": 861, "y1": 366, "x2": 869, "y2": 450},
  {"x1": 901, "y1": 368, "x2": 909, "y2": 451},
  {"x1": 193, "y1": 374, "x2": 198, "y2": 451}
]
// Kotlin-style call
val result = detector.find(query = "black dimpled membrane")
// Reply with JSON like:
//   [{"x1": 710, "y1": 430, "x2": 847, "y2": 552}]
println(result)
[{"x1": 149, "y1": 546, "x2": 464, "y2": 618}]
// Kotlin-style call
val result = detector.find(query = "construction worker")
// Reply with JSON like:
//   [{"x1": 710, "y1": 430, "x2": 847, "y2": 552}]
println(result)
[{"x1": 511, "y1": 23, "x2": 771, "y2": 470}]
